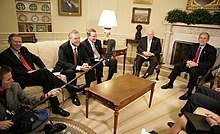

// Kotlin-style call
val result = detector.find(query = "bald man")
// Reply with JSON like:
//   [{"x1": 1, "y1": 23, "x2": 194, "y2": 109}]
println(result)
[{"x1": 135, "y1": 30, "x2": 162, "y2": 78}]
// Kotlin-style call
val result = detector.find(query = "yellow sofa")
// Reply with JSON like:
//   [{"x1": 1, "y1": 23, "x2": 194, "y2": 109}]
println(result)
[{"x1": 0, "y1": 40, "x2": 73, "y2": 107}]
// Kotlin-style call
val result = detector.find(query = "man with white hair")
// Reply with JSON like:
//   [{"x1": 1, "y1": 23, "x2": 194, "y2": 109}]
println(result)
[{"x1": 135, "y1": 30, "x2": 162, "y2": 78}]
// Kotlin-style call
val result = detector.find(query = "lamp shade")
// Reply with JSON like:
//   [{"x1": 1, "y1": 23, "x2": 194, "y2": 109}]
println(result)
[{"x1": 98, "y1": 10, "x2": 118, "y2": 28}]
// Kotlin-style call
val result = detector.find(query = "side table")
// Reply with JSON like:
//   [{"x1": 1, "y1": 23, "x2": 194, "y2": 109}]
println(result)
[
  {"x1": 103, "y1": 47, "x2": 127, "y2": 74},
  {"x1": 113, "y1": 47, "x2": 127, "y2": 74}
]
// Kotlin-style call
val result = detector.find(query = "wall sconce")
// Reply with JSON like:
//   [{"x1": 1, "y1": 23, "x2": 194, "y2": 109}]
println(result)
[{"x1": 98, "y1": 10, "x2": 118, "y2": 41}]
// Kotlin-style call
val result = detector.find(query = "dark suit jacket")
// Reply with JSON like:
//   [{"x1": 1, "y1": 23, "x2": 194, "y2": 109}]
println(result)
[
  {"x1": 0, "y1": 47, "x2": 45, "y2": 79},
  {"x1": 82, "y1": 39, "x2": 104, "y2": 64},
  {"x1": 61, "y1": 1, "x2": 78, "y2": 12},
  {"x1": 185, "y1": 43, "x2": 216, "y2": 69},
  {"x1": 53, "y1": 40, "x2": 91, "y2": 71},
  {"x1": 137, "y1": 36, "x2": 162, "y2": 60}
]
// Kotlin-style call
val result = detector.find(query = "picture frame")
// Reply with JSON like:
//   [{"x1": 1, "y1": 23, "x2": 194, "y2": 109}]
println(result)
[
  {"x1": 36, "y1": 25, "x2": 46, "y2": 32},
  {"x1": 58, "y1": 0, "x2": 81, "y2": 16},
  {"x1": 186, "y1": 0, "x2": 220, "y2": 10},
  {"x1": 131, "y1": 7, "x2": 151, "y2": 24},
  {"x1": 133, "y1": 0, "x2": 153, "y2": 4}
]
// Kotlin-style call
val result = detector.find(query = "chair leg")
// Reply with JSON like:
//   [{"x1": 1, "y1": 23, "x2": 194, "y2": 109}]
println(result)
[
  {"x1": 132, "y1": 64, "x2": 136, "y2": 75},
  {"x1": 155, "y1": 65, "x2": 160, "y2": 80}
]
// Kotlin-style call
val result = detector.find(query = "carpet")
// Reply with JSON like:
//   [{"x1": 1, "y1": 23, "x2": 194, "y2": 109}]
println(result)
[
  {"x1": 49, "y1": 117, "x2": 96, "y2": 134},
  {"x1": 31, "y1": 117, "x2": 96, "y2": 134}
]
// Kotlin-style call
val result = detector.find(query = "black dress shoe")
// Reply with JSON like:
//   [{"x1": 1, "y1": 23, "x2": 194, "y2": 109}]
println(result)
[
  {"x1": 141, "y1": 73, "x2": 150, "y2": 79},
  {"x1": 73, "y1": 84, "x2": 86, "y2": 92},
  {"x1": 44, "y1": 123, "x2": 67, "y2": 134},
  {"x1": 178, "y1": 112, "x2": 183, "y2": 117},
  {"x1": 52, "y1": 107, "x2": 70, "y2": 117},
  {"x1": 179, "y1": 93, "x2": 191, "y2": 100},
  {"x1": 71, "y1": 94, "x2": 81, "y2": 106},
  {"x1": 167, "y1": 122, "x2": 175, "y2": 128},
  {"x1": 161, "y1": 83, "x2": 173, "y2": 89},
  {"x1": 82, "y1": 89, "x2": 86, "y2": 95}
]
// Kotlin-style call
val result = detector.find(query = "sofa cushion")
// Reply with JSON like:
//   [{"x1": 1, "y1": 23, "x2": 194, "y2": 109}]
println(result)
[{"x1": 35, "y1": 40, "x2": 67, "y2": 69}]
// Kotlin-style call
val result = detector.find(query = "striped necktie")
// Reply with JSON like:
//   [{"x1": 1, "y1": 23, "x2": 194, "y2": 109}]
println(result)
[{"x1": 74, "y1": 48, "x2": 77, "y2": 65}]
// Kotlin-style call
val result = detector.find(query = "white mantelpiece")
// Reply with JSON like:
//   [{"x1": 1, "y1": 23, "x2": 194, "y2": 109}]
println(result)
[{"x1": 163, "y1": 22, "x2": 220, "y2": 64}]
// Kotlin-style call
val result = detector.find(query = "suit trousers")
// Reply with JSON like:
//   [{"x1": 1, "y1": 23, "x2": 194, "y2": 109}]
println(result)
[
  {"x1": 181, "y1": 86, "x2": 220, "y2": 115},
  {"x1": 105, "y1": 58, "x2": 117, "y2": 80},
  {"x1": 168, "y1": 63, "x2": 208, "y2": 93},
  {"x1": 92, "y1": 61, "x2": 104, "y2": 83},
  {"x1": 135, "y1": 55, "x2": 157, "y2": 75},
  {"x1": 15, "y1": 69, "x2": 67, "y2": 110},
  {"x1": 61, "y1": 68, "x2": 96, "y2": 88}
]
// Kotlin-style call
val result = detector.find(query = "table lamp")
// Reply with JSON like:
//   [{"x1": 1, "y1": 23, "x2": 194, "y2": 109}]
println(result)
[{"x1": 98, "y1": 10, "x2": 118, "y2": 42}]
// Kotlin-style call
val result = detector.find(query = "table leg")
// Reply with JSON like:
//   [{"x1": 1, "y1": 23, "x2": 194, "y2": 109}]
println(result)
[
  {"x1": 86, "y1": 93, "x2": 89, "y2": 118},
  {"x1": 123, "y1": 54, "x2": 126, "y2": 74},
  {"x1": 149, "y1": 88, "x2": 154, "y2": 108},
  {"x1": 114, "y1": 107, "x2": 119, "y2": 134}
]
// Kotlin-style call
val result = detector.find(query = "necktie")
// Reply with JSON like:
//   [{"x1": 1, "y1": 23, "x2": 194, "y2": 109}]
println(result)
[
  {"x1": 194, "y1": 46, "x2": 201, "y2": 63},
  {"x1": 147, "y1": 39, "x2": 152, "y2": 52},
  {"x1": 19, "y1": 52, "x2": 33, "y2": 71},
  {"x1": 74, "y1": 48, "x2": 77, "y2": 65},
  {"x1": 92, "y1": 43, "x2": 100, "y2": 59}
]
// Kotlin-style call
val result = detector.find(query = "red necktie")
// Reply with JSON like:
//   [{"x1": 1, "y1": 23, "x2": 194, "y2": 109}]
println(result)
[
  {"x1": 74, "y1": 48, "x2": 77, "y2": 65},
  {"x1": 19, "y1": 52, "x2": 33, "y2": 71},
  {"x1": 194, "y1": 46, "x2": 201, "y2": 63}
]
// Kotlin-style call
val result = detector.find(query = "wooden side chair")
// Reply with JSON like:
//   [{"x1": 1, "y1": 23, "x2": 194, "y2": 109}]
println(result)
[{"x1": 132, "y1": 52, "x2": 163, "y2": 80}]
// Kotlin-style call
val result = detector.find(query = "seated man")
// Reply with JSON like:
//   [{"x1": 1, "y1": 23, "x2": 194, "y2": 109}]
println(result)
[
  {"x1": 0, "y1": 33, "x2": 80, "y2": 117},
  {"x1": 0, "y1": 65, "x2": 61, "y2": 133},
  {"x1": 53, "y1": 30, "x2": 95, "y2": 88},
  {"x1": 180, "y1": 86, "x2": 220, "y2": 116},
  {"x1": 168, "y1": 113, "x2": 220, "y2": 134},
  {"x1": 82, "y1": 28, "x2": 117, "y2": 83},
  {"x1": 161, "y1": 32, "x2": 216, "y2": 100},
  {"x1": 135, "y1": 30, "x2": 161, "y2": 78}
]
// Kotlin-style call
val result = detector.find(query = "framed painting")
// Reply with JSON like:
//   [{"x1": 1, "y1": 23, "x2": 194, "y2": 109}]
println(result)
[
  {"x1": 186, "y1": 0, "x2": 220, "y2": 10},
  {"x1": 131, "y1": 7, "x2": 151, "y2": 24},
  {"x1": 133, "y1": 0, "x2": 153, "y2": 4},
  {"x1": 58, "y1": 0, "x2": 81, "y2": 16},
  {"x1": 36, "y1": 25, "x2": 46, "y2": 32}
]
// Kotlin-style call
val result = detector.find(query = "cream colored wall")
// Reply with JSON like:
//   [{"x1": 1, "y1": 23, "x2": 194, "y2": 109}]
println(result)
[{"x1": 0, "y1": 0, "x2": 187, "y2": 41}]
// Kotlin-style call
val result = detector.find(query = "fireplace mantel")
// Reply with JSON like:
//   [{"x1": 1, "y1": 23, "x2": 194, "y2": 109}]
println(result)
[{"x1": 163, "y1": 22, "x2": 220, "y2": 64}]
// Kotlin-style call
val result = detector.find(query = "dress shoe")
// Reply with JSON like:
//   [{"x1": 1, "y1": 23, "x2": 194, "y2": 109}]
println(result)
[
  {"x1": 178, "y1": 112, "x2": 183, "y2": 117},
  {"x1": 161, "y1": 83, "x2": 173, "y2": 89},
  {"x1": 141, "y1": 73, "x2": 150, "y2": 79},
  {"x1": 73, "y1": 84, "x2": 86, "y2": 92},
  {"x1": 167, "y1": 122, "x2": 175, "y2": 128},
  {"x1": 44, "y1": 123, "x2": 67, "y2": 134},
  {"x1": 71, "y1": 94, "x2": 81, "y2": 106},
  {"x1": 52, "y1": 107, "x2": 70, "y2": 117},
  {"x1": 179, "y1": 93, "x2": 191, "y2": 100},
  {"x1": 82, "y1": 89, "x2": 86, "y2": 95}
]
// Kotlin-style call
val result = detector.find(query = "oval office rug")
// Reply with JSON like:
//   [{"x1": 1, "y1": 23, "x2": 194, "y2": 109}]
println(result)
[
  {"x1": 32, "y1": 117, "x2": 96, "y2": 134},
  {"x1": 49, "y1": 117, "x2": 97, "y2": 134}
]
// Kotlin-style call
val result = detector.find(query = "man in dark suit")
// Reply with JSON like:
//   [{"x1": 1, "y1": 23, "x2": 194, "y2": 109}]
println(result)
[
  {"x1": 82, "y1": 29, "x2": 117, "y2": 83},
  {"x1": 135, "y1": 30, "x2": 161, "y2": 78},
  {"x1": 161, "y1": 32, "x2": 217, "y2": 100},
  {"x1": 53, "y1": 30, "x2": 95, "y2": 88},
  {"x1": 0, "y1": 33, "x2": 81, "y2": 117}
]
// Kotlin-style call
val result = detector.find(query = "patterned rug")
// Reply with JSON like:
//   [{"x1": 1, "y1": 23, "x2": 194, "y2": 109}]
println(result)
[
  {"x1": 49, "y1": 117, "x2": 96, "y2": 134},
  {"x1": 32, "y1": 117, "x2": 96, "y2": 134}
]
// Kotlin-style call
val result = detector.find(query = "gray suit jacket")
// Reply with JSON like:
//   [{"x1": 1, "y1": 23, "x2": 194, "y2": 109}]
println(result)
[{"x1": 0, "y1": 82, "x2": 41, "y2": 120}]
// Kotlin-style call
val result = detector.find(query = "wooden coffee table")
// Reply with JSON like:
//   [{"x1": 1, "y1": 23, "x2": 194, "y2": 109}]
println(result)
[{"x1": 85, "y1": 74, "x2": 156, "y2": 134}]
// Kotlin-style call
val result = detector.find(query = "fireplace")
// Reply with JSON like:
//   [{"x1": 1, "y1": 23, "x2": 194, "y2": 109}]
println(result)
[
  {"x1": 163, "y1": 23, "x2": 220, "y2": 64},
  {"x1": 170, "y1": 41, "x2": 194, "y2": 65}
]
